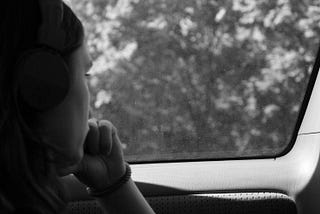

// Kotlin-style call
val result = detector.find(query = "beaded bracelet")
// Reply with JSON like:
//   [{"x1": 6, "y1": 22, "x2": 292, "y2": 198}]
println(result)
[{"x1": 87, "y1": 163, "x2": 132, "y2": 197}]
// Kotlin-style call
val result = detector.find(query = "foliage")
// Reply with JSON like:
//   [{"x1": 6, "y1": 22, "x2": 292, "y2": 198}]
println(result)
[{"x1": 70, "y1": 0, "x2": 320, "y2": 161}]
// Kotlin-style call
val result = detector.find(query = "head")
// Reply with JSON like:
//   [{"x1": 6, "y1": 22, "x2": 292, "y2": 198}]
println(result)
[
  {"x1": 38, "y1": 42, "x2": 92, "y2": 175},
  {"x1": 0, "y1": 0, "x2": 91, "y2": 211}
]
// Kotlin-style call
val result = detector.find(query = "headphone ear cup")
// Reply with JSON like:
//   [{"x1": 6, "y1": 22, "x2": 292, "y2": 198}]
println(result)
[{"x1": 17, "y1": 49, "x2": 70, "y2": 112}]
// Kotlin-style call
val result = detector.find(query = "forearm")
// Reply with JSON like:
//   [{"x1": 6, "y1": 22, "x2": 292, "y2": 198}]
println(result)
[{"x1": 96, "y1": 178, "x2": 155, "y2": 214}]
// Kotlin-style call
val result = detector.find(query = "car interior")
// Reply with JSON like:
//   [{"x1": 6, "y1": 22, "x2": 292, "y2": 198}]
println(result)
[{"x1": 61, "y1": 0, "x2": 320, "y2": 213}]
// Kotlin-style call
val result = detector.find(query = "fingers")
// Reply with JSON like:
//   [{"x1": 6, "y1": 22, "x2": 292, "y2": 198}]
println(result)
[
  {"x1": 84, "y1": 119, "x2": 100, "y2": 155},
  {"x1": 84, "y1": 118, "x2": 124, "y2": 161},
  {"x1": 84, "y1": 119, "x2": 118, "y2": 157},
  {"x1": 98, "y1": 120, "x2": 114, "y2": 156},
  {"x1": 74, "y1": 119, "x2": 126, "y2": 189},
  {"x1": 111, "y1": 128, "x2": 125, "y2": 157}
]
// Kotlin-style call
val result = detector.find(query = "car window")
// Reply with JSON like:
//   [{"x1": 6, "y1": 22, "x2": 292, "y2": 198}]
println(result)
[{"x1": 68, "y1": 0, "x2": 320, "y2": 162}]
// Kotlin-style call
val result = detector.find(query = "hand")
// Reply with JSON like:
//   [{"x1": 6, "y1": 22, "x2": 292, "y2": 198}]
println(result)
[{"x1": 74, "y1": 119, "x2": 126, "y2": 191}]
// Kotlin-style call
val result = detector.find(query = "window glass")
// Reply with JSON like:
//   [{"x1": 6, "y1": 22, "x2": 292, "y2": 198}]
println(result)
[{"x1": 69, "y1": 0, "x2": 320, "y2": 162}]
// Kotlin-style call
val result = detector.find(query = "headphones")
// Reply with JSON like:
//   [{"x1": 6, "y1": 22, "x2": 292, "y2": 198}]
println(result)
[{"x1": 16, "y1": 0, "x2": 69, "y2": 112}]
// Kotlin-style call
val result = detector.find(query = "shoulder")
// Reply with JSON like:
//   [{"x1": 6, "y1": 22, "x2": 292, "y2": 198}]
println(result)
[
  {"x1": 13, "y1": 206, "x2": 44, "y2": 214},
  {"x1": 0, "y1": 193, "x2": 14, "y2": 213},
  {"x1": 0, "y1": 193, "x2": 44, "y2": 214}
]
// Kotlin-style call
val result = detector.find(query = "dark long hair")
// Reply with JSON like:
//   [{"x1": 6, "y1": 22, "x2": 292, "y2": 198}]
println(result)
[{"x1": 0, "y1": 0, "x2": 84, "y2": 213}]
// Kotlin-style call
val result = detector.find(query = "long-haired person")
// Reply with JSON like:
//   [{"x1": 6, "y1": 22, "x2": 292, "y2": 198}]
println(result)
[{"x1": 0, "y1": 0, "x2": 155, "y2": 213}]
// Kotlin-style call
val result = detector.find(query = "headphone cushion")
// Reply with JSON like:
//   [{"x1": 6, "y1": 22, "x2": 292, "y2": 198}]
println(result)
[{"x1": 17, "y1": 49, "x2": 70, "y2": 111}]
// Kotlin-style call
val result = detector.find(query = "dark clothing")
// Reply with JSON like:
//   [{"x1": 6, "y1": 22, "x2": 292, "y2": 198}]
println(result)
[{"x1": 0, "y1": 193, "x2": 45, "y2": 214}]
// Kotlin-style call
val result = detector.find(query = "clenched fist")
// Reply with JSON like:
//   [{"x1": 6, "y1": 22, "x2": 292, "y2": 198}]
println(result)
[{"x1": 74, "y1": 119, "x2": 126, "y2": 191}]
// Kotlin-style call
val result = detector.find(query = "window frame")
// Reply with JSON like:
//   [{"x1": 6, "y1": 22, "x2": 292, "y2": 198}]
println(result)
[{"x1": 128, "y1": 43, "x2": 320, "y2": 164}]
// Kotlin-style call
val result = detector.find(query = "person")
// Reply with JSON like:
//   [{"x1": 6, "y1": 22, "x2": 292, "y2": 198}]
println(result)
[{"x1": 0, "y1": 0, "x2": 156, "y2": 213}]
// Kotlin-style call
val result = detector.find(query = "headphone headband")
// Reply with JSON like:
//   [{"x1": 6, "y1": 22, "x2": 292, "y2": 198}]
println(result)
[{"x1": 37, "y1": 0, "x2": 65, "y2": 51}]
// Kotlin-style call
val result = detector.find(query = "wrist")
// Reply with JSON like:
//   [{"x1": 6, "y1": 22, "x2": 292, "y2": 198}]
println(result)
[
  {"x1": 94, "y1": 178, "x2": 156, "y2": 214},
  {"x1": 87, "y1": 162, "x2": 131, "y2": 197}
]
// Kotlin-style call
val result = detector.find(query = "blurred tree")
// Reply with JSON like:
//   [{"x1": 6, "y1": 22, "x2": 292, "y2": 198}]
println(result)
[{"x1": 70, "y1": 0, "x2": 320, "y2": 161}]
